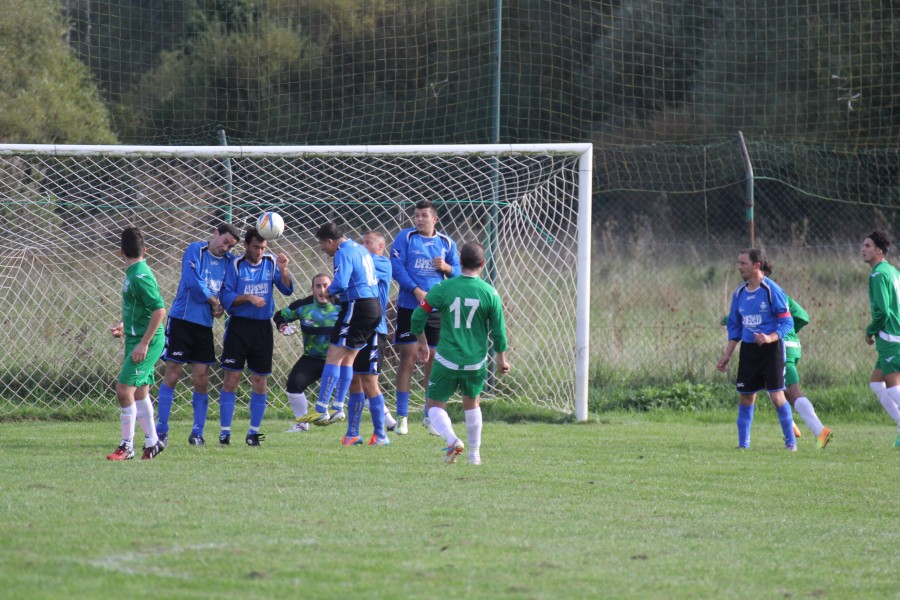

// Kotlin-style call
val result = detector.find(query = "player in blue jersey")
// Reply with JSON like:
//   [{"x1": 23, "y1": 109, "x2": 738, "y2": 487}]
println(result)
[
  {"x1": 297, "y1": 223, "x2": 382, "y2": 427},
  {"x1": 216, "y1": 227, "x2": 294, "y2": 446},
  {"x1": 155, "y1": 223, "x2": 240, "y2": 447},
  {"x1": 390, "y1": 200, "x2": 460, "y2": 435},
  {"x1": 273, "y1": 273, "x2": 339, "y2": 432},
  {"x1": 342, "y1": 230, "x2": 393, "y2": 446},
  {"x1": 717, "y1": 248, "x2": 798, "y2": 450}
]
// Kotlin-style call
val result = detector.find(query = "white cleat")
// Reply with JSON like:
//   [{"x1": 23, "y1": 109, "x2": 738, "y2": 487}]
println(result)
[
  {"x1": 396, "y1": 416, "x2": 409, "y2": 435},
  {"x1": 385, "y1": 412, "x2": 398, "y2": 431},
  {"x1": 285, "y1": 422, "x2": 310, "y2": 433},
  {"x1": 422, "y1": 417, "x2": 440, "y2": 436},
  {"x1": 468, "y1": 452, "x2": 481, "y2": 465}
]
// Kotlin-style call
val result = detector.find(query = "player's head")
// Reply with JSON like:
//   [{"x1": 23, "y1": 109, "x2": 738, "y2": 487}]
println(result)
[
  {"x1": 362, "y1": 230, "x2": 387, "y2": 256},
  {"x1": 311, "y1": 273, "x2": 332, "y2": 303},
  {"x1": 863, "y1": 230, "x2": 890, "y2": 265},
  {"x1": 460, "y1": 241, "x2": 486, "y2": 271},
  {"x1": 315, "y1": 222, "x2": 345, "y2": 257},
  {"x1": 120, "y1": 226, "x2": 145, "y2": 259},
  {"x1": 210, "y1": 223, "x2": 241, "y2": 257},
  {"x1": 243, "y1": 228, "x2": 268, "y2": 263},
  {"x1": 737, "y1": 248, "x2": 770, "y2": 281},
  {"x1": 412, "y1": 200, "x2": 438, "y2": 236}
]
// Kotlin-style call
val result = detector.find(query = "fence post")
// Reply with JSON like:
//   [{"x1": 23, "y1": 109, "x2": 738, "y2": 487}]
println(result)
[{"x1": 737, "y1": 131, "x2": 754, "y2": 247}]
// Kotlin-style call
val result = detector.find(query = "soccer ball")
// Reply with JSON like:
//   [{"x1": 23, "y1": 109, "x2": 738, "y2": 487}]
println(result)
[{"x1": 256, "y1": 212, "x2": 284, "y2": 241}]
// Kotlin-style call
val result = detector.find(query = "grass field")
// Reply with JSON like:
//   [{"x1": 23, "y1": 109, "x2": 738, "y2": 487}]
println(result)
[{"x1": 2, "y1": 413, "x2": 898, "y2": 599}]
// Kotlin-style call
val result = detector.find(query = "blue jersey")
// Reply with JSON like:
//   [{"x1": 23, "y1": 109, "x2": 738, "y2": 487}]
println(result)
[
  {"x1": 391, "y1": 227, "x2": 461, "y2": 309},
  {"x1": 372, "y1": 254, "x2": 392, "y2": 334},
  {"x1": 168, "y1": 241, "x2": 234, "y2": 327},
  {"x1": 329, "y1": 239, "x2": 378, "y2": 302},
  {"x1": 726, "y1": 276, "x2": 794, "y2": 344},
  {"x1": 221, "y1": 253, "x2": 293, "y2": 320}
]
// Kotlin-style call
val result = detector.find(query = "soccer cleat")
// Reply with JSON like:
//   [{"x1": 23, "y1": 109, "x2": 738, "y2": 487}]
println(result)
[
  {"x1": 735, "y1": 445, "x2": 749, "y2": 450},
  {"x1": 423, "y1": 417, "x2": 440, "y2": 436},
  {"x1": 792, "y1": 422, "x2": 802, "y2": 438},
  {"x1": 245, "y1": 432, "x2": 265, "y2": 446},
  {"x1": 140, "y1": 441, "x2": 165, "y2": 460},
  {"x1": 468, "y1": 452, "x2": 481, "y2": 465},
  {"x1": 385, "y1": 412, "x2": 398, "y2": 431},
  {"x1": 106, "y1": 444, "x2": 134, "y2": 461},
  {"x1": 341, "y1": 435, "x2": 363, "y2": 446},
  {"x1": 443, "y1": 439, "x2": 465, "y2": 463},
  {"x1": 285, "y1": 422, "x2": 310, "y2": 433},
  {"x1": 219, "y1": 432, "x2": 231, "y2": 446},
  {"x1": 157, "y1": 432, "x2": 169, "y2": 448},
  {"x1": 368, "y1": 434, "x2": 391, "y2": 446},
  {"x1": 313, "y1": 410, "x2": 345, "y2": 427},
  {"x1": 396, "y1": 416, "x2": 409, "y2": 435},
  {"x1": 296, "y1": 410, "x2": 329, "y2": 424},
  {"x1": 188, "y1": 433, "x2": 205, "y2": 446},
  {"x1": 816, "y1": 427, "x2": 833, "y2": 449},
  {"x1": 785, "y1": 443, "x2": 798, "y2": 452}
]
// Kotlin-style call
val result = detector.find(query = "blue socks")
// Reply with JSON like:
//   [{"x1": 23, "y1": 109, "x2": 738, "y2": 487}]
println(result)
[
  {"x1": 777, "y1": 402, "x2": 797, "y2": 447},
  {"x1": 156, "y1": 383, "x2": 175, "y2": 434},
  {"x1": 369, "y1": 394, "x2": 386, "y2": 438},
  {"x1": 346, "y1": 392, "x2": 365, "y2": 438},
  {"x1": 316, "y1": 363, "x2": 341, "y2": 413},
  {"x1": 736, "y1": 403, "x2": 755, "y2": 448},
  {"x1": 332, "y1": 366, "x2": 354, "y2": 411},
  {"x1": 219, "y1": 390, "x2": 236, "y2": 433},
  {"x1": 396, "y1": 391, "x2": 410, "y2": 418},
  {"x1": 249, "y1": 392, "x2": 267, "y2": 433},
  {"x1": 191, "y1": 392, "x2": 209, "y2": 437}
]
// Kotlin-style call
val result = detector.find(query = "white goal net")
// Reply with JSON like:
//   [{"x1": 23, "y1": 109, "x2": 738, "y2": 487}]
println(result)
[{"x1": 0, "y1": 144, "x2": 591, "y2": 419}]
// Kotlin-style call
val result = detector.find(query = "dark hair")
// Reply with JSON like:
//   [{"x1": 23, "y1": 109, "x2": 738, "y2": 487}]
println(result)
[
  {"x1": 121, "y1": 226, "x2": 145, "y2": 259},
  {"x1": 414, "y1": 200, "x2": 438, "y2": 214},
  {"x1": 311, "y1": 273, "x2": 331, "y2": 285},
  {"x1": 315, "y1": 223, "x2": 343, "y2": 241},
  {"x1": 869, "y1": 230, "x2": 891, "y2": 254},
  {"x1": 741, "y1": 248, "x2": 772, "y2": 276},
  {"x1": 217, "y1": 223, "x2": 241, "y2": 240},
  {"x1": 460, "y1": 241, "x2": 485, "y2": 270},
  {"x1": 244, "y1": 228, "x2": 265, "y2": 245}
]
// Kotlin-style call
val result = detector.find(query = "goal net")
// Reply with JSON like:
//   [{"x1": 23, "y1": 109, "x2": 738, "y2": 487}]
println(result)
[{"x1": 0, "y1": 144, "x2": 591, "y2": 419}]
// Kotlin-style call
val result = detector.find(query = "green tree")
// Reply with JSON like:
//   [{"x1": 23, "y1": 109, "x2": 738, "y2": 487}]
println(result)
[{"x1": 0, "y1": 0, "x2": 115, "y2": 143}]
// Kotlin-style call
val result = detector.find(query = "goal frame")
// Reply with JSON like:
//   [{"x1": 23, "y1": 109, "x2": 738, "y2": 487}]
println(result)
[{"x1": 0, "y1": 143, "x2": 592, "y2": 421}]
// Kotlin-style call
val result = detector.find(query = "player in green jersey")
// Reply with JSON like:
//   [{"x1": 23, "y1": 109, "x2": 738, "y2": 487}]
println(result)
[
  {"x1": 862, "y1": 230, "x2": 900, "y2": 447},
  {"x1": 106, "y1": 226, "x2": 167, "y2": 461},
  {"x1": 411, "y1": 241, "x2": 509, "y2": 465}
]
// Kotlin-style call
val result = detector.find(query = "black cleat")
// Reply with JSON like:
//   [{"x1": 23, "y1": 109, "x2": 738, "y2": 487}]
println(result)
[
  {"x1": 140, "y1": 441, "x2": 165, "y2": 460},
  {"x1": 157, "y1": 432, "x2": 168, "y2": 448},
  {"x1": 219, "y1": 433, "x2": 231, "y2": 446},
  {"x1": 245, "y1": 432, "x2": 266, "y2": 446},
  {"x1": 188, "y1": 434, "x2": 205, "y2": 446}
]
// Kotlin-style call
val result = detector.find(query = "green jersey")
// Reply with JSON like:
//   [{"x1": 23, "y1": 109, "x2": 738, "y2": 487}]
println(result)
[
  {"x1": 122, "y1": 260, "x2": 165, "y2": 339},
  {"x1": 411, "y1": 274, "x2": 507, "y2": 371},
  {"x1": 783, "y1": 295, "x2": 809, "y2": 354},
  {"x1": 867, "y1": 259, "x2": 900, "y2": 353}
]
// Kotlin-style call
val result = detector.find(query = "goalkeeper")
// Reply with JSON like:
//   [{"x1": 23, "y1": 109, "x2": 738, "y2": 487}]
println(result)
[
  {"x1": 273, "y1": 273, "x2": 339, "y2": 431},
  {"x1": 412, "y1": 241, "x2": 509, "y2": 465}
]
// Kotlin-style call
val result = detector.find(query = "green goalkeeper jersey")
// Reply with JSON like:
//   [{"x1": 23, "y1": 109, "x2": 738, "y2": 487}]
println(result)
[
  {"x1": 411, "y1": 274, "x2": 508, "y2": 371},
  {"x1": 867, "y1": 259, "x2": 900, "y2": 353},
  {"x1": 122, "y1": 260, "x2": 166, "y2": 339}
]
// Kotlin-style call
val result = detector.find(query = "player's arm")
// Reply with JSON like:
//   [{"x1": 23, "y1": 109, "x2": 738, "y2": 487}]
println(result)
[
  {"x1": 274, "y1": 252, "x2": 293, "y2": 295},
  {"x1": 716, "y1": 339, "x2": 739, "y2": 372},
  {"x1": 442, "y1": 238, "x2": 462, "y2": 278},
  {"x1": 327, "y1": 250, "x2": 351, "y2": 303},
  {"x1": 181, "y1": 243, "x2": 214, "y2": 303},
  {"x1": 771, "y1": 289, "x2": 794, "y2": 341},
  {"x1": 131, "y1": 278, "x2": 166, "y2": 362},
  {"x1": 488, "y1": 291, "x2": 509, "y2": 354},
  {"x1": 787, "y1": 296, "x2": 809, "y2": 333},
  {"x1": 274, "y1": 295, "x2": 313, "y2": 330},
  {"x1": 718, "y1": 292, "x2": 742, "y2": 370},
  {"x1": 411, "y1": 294, "x2": 435, "y2": 363},
  {"x1": 390, "y1": 232, "x2": 418, "y2": 293},
  {"x1": 219, "y1": 261, "x2": 241, "y2": 310},
  {"x1": 866, "y1": 274, "x2": 889, "y2": 338}
]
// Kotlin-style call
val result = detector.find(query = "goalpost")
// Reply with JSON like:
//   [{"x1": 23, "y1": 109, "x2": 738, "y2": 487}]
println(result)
[{"x1": 0, "y1": 144, "x2": 591, "y2": 420}]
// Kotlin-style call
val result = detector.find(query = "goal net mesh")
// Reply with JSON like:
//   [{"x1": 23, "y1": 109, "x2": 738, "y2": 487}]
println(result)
[{"x1": 0, "y1": 146, "x2": 585, "y2": 416}]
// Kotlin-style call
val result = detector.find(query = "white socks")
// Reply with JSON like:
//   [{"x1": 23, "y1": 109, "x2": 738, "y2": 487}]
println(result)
[
  {"x1": 428, "y1": 406, "x2": 458, "y2": 446},
  {"x1": 793, "y1": 397, "x2": 824, "y2": 436},
  {"x1": 119, "y1": 403, "x2": 137, "y2": 448},
  {"x1": 288, "y1": 392, "x2": 308, "y2": 418},
  {"x1": 465, "y1": 407, "x2": 482, "y2": 453},
  {"x1": 885, "y1": 386, "x2": 900, "y2": 431},
  {"x1": 871, "y1": 382, "x2": 900, "y2": 429},
  {"x1": 134, "y1": 397, "x2": 158, "y2": 446}
]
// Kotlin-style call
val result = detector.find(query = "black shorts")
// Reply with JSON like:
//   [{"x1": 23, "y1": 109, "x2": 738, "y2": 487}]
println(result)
[
  {"x1": 286, "y1": 355, "x2": 326, "y2": 394},
  {"x1": 353, "y1": 332, "x2": 386, "y2": 375},
  {"x1": 220, "y1": 316, "x2": 274, "y2": 376},
  {"x1": 395, "y1": 306, "x2": 441, "y2": 346},
  {"x1": 162, "y1": 317, "x2": 216, "y2": 365},
  {"x1": 330, "y1": 298, "x2": 382, "y2": 350},
  {"x1": 736, "y1": 340, "x2": 786, "y2": 394}
]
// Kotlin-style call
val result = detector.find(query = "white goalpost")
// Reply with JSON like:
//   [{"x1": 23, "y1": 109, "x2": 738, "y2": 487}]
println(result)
[{"x1": 0, "y1": 143, "x2": 592, "y2": 420}]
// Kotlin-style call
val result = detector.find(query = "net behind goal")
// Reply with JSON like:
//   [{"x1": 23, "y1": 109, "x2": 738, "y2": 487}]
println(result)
[{"x1": 0, "y1": 144, "x2": 591, "y2": 419}]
